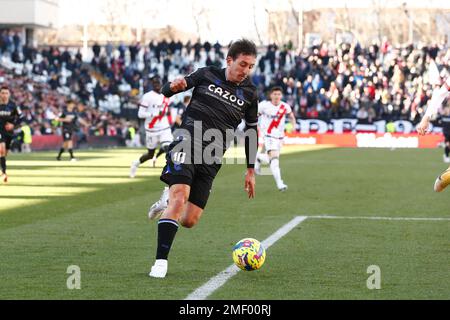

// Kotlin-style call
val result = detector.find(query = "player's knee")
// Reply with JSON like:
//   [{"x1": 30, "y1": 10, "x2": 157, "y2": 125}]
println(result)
[
  {"x1": 170, "y1": 189, "x2": 189, "y2": 211},
  {"x1": 180, "y1": 214, "x2": 200, "y2": 228},
  {"x1": 170, "y1": 198, "x2": 186, "y2": 212},
  {"x1": 180, "y1": 217, "x2": 197, "y2": 228}
]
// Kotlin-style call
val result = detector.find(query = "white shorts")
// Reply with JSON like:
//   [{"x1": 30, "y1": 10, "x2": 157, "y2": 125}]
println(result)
[
  {"x1": 145, "y1": 128, "x2": 173, "y2": 150},
  {"x1": 264, "y1": 135, "x2": 283, "y2": 152}
]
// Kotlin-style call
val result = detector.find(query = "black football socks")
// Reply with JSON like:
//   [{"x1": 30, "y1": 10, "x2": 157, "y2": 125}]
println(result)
[
  {"x1": 57, "y1": 148, "x2": 64, "y2": 159},
  {"x1": 140, "y1": 149, "x2": 155, "y2": 164},
  {"x1": 155, "y1": 145, "x2": 169, "y2": 159},
  {"x1": 0, "y1": 157, "x2": 6, "y2": 174},
  {"x1": 156, "y1": 219, "x2": 179, "y2": 260}
]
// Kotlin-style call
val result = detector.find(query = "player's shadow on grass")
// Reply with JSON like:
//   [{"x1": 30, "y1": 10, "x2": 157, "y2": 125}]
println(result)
[
  {"x1": 0, "y1": 195, "x2": 59, "y2": 199},
  {"x1": 56, "y1": 165, "x2": 158, "y2": 169},
  {"x1": 10, "y1": 166, "x2": 161, "y2": 171},
  {"x1": 7, "y1": 183, "x2": 123, "y2": 187},
  {"x1": 0, "y1": 178, "x2": 160, "y2": 231},
  {"x1": 9, "y1": 156, "x2": 108, "y2": 161},
  {"x1": 11, "y1": 175, "x2": 142, "y2": 179}
]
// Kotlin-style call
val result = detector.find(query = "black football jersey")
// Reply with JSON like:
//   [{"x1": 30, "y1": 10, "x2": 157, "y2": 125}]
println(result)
[
  {"x1": 0, "y1": 102, "x2": 22, "y2": 132},
  {"x1": 60, "y1": 110, "x2": 78, "y2": 132},
  {"x1": 438, "y1": 115, "x2": 450, "y2": 134},
  {"x1": 162, "y1": 66, "x2": 258, "y2": 152}
]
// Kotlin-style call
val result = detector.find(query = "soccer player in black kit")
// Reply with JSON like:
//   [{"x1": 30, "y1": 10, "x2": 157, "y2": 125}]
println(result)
[
  {"x1": 56, "y1": 100, "x2": 85, "y2": 161},
  {"x1": 0, "y1": 86, "x2": 22, "y2": 183},
  {"x1": 147, "y1": 39, "x2": 259, "y2": 278}
]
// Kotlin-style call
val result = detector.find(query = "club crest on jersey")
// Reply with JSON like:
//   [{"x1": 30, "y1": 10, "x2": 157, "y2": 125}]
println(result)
[{"x1": 208, "y1": 84, "x2": 245, "y2": 107}]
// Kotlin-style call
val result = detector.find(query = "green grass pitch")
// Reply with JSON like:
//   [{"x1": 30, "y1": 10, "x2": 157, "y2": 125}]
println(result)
[{"x1": 0, "y1": 147, "x2": 449, "y2": 299}]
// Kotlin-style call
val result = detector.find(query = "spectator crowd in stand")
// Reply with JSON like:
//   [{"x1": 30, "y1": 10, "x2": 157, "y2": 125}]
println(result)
[
  {"x1": 1, "y1": 28, "x2": 449, "y2": 145},
  {"x1": 254, "y1": 40, "x2": 449, "y2": 125}
]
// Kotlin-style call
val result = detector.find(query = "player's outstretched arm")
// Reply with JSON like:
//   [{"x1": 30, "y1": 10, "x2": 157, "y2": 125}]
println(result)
[
  {"x1": 162, "y1": 68, "x2": 206, "y2": 98},
  {"x1": 56, "y1": 115, "x2": 75, "y2": 123},
  {"x1": 244, "y1": 123, "x2": 258, "y2": 199},
  {"x1": 289, "y1": 112, "x2": 296, "y2": 131},
  {"x1": 137, "y1": 105, "x2": 162, "y2": 119},
  {"x1": 244, "y1": 91, "x2": 259, "y2": 199},
  {"x1": 161, "y1": 78, "x2": 188, "y2": 97},
  {"x1": 418, "y1": 80, "x2": 449, "y2": 135},
  {"x1": 78, "y1": 118, "x2": 89, "y2": 128}
]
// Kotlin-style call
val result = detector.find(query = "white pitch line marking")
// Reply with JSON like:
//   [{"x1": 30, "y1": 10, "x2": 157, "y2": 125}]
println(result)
[
  {"x1": 185, "y1": 216, "x2": 308, "y2": 300},
  {"x1": 185, "y1": 214, "x2": 449, "y2": 300},
  {"x1": 307, "y1": 215, "x2": 450, "y2": 221}
]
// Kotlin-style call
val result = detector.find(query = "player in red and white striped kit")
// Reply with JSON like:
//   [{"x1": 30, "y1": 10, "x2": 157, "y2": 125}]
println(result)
[
  {"x1": 255, "y1": 86, "x2": 296, "y2": 191},
  {"x1": 417, "y1": 75, "x2": 450, "y2": 192},
  {"x1": 130, "y1": 76, "x2": 173, "y2": 178}
]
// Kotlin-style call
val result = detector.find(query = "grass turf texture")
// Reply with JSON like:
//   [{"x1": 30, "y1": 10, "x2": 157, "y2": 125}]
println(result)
[{"x1": 0, "y1": 147, "x2": 449, "y2": 299}]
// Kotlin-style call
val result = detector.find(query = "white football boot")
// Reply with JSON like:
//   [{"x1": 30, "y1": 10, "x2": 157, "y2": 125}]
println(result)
[
  {"x1": 129, "y1": 160, "x2": 140, "y2": 178},
  {"x1": 148, "y1": 187, "x2": 169, "y2": 220},
  {"x1": 277, "y1": 182, "x2": 288, "y2": 192},
  {"x1": 149, "y1": 259, "x2": 168, "y2": 278},
  {"x1": 443, "y1": 155, "x2": 450, "y2": 163}
]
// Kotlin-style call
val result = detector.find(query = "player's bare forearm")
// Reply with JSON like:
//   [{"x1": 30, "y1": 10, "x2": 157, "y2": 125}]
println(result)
[
  {"x1": 57, "y1": 117, "x2": 72, "y2": 123},
  {"x1": 138, "y1": 108, "x2": 159, "y2": 119},
  {"x1": 79, "y1": 119, "x2": 89, "y2": 127}
]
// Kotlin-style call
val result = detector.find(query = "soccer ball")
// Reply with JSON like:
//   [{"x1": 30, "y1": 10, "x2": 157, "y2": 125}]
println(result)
[{"x1": 232, "y1": 238, "x2": 266, "y2": 271}]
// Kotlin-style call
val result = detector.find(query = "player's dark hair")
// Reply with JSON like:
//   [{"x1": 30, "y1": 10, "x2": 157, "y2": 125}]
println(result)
[
  {"x1": 150, "y1": 75, "x2": 161, "y2": 82},
  {"x1": 270, "y1": 86, "x2": 283, "y2": 93},
  {"x1": 150, "y1": 75, "x2": 162, "y2": 86},
  {"x1": 227, "y1": 39, "x2": 257, "y2": 60},
  {"x1": 0, "y1": 85, "x2": 9, "y2": 91}
]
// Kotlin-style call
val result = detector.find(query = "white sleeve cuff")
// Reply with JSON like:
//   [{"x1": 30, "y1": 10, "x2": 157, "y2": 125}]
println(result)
[{"x1": 245, "y1": 121, "x2": 258, "y2": 127}]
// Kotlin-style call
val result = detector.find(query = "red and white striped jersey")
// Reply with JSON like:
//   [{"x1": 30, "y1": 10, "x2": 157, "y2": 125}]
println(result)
[
  {"x1": 258, "y1": 100, "x2": 292, "y2": 138},
  {"x1": 138, "y1": 91, "x2": 172, "y2": 132}
]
